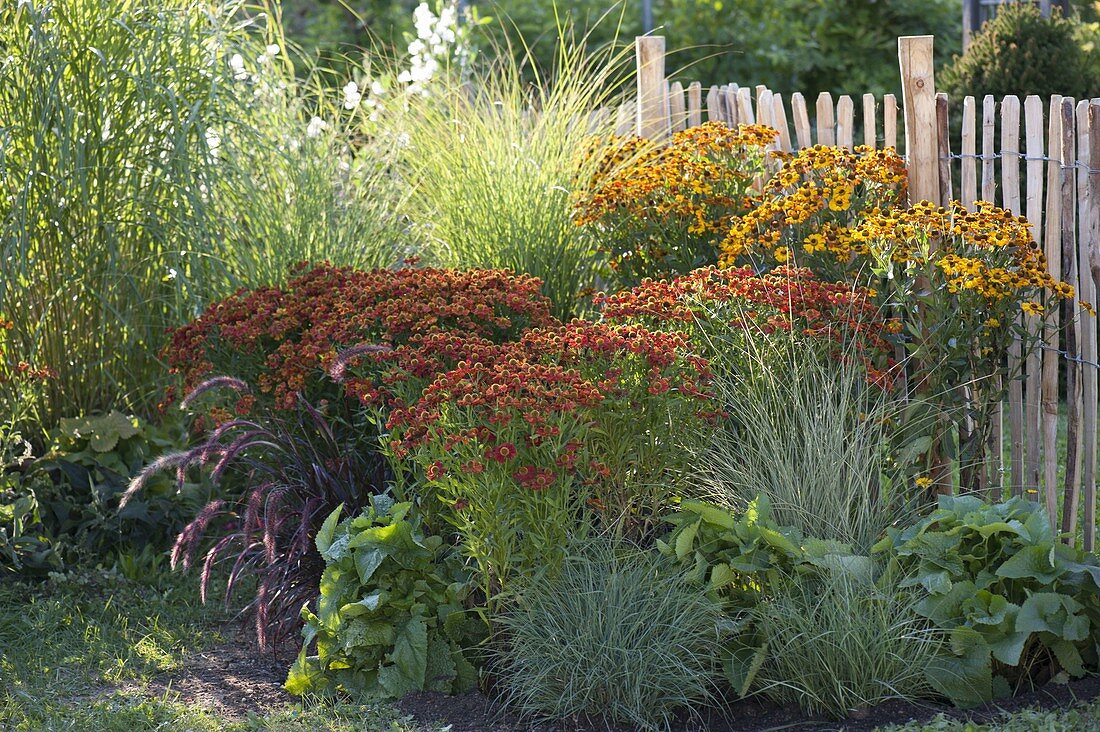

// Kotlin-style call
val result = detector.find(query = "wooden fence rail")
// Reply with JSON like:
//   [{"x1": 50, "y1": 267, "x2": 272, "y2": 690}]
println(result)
[{"x1": 619, "y1": 35, "x2": 1100, "y2": 550}]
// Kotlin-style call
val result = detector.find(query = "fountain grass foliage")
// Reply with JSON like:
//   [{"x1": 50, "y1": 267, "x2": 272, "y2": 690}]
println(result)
[
  {"x1": 494, "y1": 540, "x2": 725, "y2": 731},
  {"x1": 390, "y1": 21, "x2": 635, "y2": 319},
  {"x1": 697, "y1": 326, "x2": 916, "y2": 553}
]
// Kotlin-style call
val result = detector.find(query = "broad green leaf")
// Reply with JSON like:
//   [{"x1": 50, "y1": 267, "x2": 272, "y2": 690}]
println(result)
[
  {"x1": 997, "y1": 546, "x2": 1063, "y2": 584},
  {"x1": 674, "y1": 518, "x2": 701, "y2": 561},
  {"x1": 390, "y1": 614, "x2": 429, "y2": 686},
  {"x1": 316, "y1": 505, "x2": 344, "y2": 555},
  {"x1": 680, "y1": 499, "x2": 736, "y2": 530},
  {"x1": 355, "y1": 547, "x2": 388, "y2": 586}
]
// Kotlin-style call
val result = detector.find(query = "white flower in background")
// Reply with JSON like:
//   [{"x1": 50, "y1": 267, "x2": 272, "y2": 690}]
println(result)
[
  {"x1": 343, "y1": 81, "x2": 362, "y2": 109},
  {"x1": 229, "y1": 53, "x2": 247, "y2": 80},
  {"x1": 413, "y1": 3, "x2": 435, "y2": 39},
  {"x1": 306, "y1": 116, "x2": 328, "y2": 138},
  {"x1": 266, "y1": 43, "x2": 281, "y2": 56},
  {"x1": 371, "y1": 80, "x2": 385, "y2": 96}
]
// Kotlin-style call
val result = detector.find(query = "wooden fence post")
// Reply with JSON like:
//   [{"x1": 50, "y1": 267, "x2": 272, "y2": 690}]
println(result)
[
  {"x1": 899, "y1": 36, "x2": 940, "y2": 204},
  {"x1": 635, "y1": 36, "x2": 667, "y2": 139}
]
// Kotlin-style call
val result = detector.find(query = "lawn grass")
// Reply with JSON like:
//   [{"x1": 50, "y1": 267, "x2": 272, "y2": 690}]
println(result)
[{"x1": 0, "y1": 565, "x2": 430, "y2": 731}]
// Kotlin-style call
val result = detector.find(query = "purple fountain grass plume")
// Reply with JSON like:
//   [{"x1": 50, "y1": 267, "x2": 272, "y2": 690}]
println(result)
[
  {"x1": 200, "y1": 535, "x2": 236, "y2": 605},
  {"x1": 327, "y1": 343, "x2": 392, "y2": 383},
  {"x1": 210, "y1": 431, "x2": 280, "y2": 483},
  {"x1": 263, "y1": 485, "x2": 293, "y2": 563},
  {"x1": 121, "y1": 451, "x2": 192, "y2": 508},
  {"x1": 171, "y1": 499, "x2": 227, "y2": 569},
  {"x1": 180, "y1": 376, "x2": 251, "y2": 409}
]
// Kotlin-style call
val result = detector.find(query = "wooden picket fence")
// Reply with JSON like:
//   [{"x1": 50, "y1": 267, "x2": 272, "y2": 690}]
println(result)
[{"x1": 617, "y1": 35, "x2": 1100, "y2": 550}]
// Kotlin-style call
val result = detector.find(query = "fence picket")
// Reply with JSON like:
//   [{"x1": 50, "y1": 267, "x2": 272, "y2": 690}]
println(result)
[
  {"x1": 736, "y1": 86, "x2": 755, "y2": 124},
  {"x1": 837, "y1": 95, "x2": 854, "y2": 149},
  {"x1": 983, "y1": 94, "x2": 1001, "y2": 496},
  {"x1": 937, "y1": 93, "x2": 952, "y2": 204},
  {"x1": 792, "y1": 93, "x2": 812, "y2": 149},
  {"x1": 669, "y1": 81, "x2": 687, "y2": 132},
  {"x1": 1083, "y1": 103, "x2": 1100, "y2": 550},
  {"x1": 1024, "y1": 95, "x2": 1045, "y2": 495},
  {"x1": 961, "y1": 96, "x2": 977, "y2": 210},
  {"x1": 706, "y1": 86, "x2": 720, "y2": 122},
  {"x1": 1002, "y1": 95, "x2": 1025, "y2": 497},
  {"x1": 816, "y1": 92, "x2": 835, "y2": 146},
  {"x1": 884, "y1": 93, "x2": 898, "y2": 151},
  {"x1": 1042, "y1": 95, "x2": 1064, "y2": 528},
  {"x1": 688, "y1": 82, "x2": 703, "y2": 127},
  {"x1": 1062, "y1": 98, "x2": 1083, "y2": 539},
  {"x1": 773, "y1": 93, "x2": 793, "y2": 152},
  {"x1": 863, "y1": 94, "x2": 877, "y2": 148}
]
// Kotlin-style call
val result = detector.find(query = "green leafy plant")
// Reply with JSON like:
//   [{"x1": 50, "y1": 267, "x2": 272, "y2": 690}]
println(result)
[
  {"x1": 286, "y1": 497, "x2": 483, "y2": 699},
  {"x1": 494, "y1": 540, "x2": 724, "y2": 731},
  {"x1": 941, "y1": 4, "x2": 1096, "y2": 100},
  {"x1": 32, "y1": 411, "x2": 205, "y2": 558},
  {"x1": 0, "y1": 473, "x2": 62, "y2": 576},
  {"x1": 875, "y1": 495, "x2": 1100, "y2": 707},
  {"x1": 658, "y1": 496, "x2": 872, "y2": 610}
]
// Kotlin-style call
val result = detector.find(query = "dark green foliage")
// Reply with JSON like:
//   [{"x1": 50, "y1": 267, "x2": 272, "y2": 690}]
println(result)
[
  {"x1": 874, "y1": 495, "x2": 1100, "y2": 707},
  {"x1": 942, "y1": 4, "x2": 1097, "y2": 100},
  {"x1": 286, "y1": 497, "x2": 483, "y2": 699},
  {"x1": 0, "y1": 475, "x2": 62, "y2": 576},
  {"x1": 495, "y1": 541, "x2": 724, "y2": 731},
  {"x1": 32, "y1": 411, "x2": 205, "y2": 559}
]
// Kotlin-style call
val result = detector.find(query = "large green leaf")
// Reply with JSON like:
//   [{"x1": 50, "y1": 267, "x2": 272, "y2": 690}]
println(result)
[
  {"x1": 997, "y1": 545, "x2": 1064, "y2": 585},
  {"x1": 389, "y1": 613, "x2": 429, "y2": 687}
]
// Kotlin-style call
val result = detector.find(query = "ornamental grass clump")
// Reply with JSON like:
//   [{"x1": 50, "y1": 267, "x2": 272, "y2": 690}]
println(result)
[
  {"x1": 391, "y1": 24, "x2": 634, "y2": 319},
  {"x1": 747, "y1": 569, "x2": 945, "y2": 719},
  {"x1": 0, "y1": 0, "x2": 408, "y2": 430},
  {"x1": 494, "y1": 541, "x2": 724, "y2": 732},
  {"x1": 697, "y1": 337, "x2": 910, "y2": 553}
]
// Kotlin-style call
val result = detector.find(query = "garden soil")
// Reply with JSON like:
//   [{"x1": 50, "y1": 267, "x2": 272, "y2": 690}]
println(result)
[{"x1": 138, "y1": 625, "x2": 1100, "y2": 729}]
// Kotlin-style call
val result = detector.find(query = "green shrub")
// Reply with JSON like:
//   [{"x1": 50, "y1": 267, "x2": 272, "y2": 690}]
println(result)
[
  {"x1": 941, "y1": 4, "x2": 1096, "y2": 100},
  {"x1": 286, "y1": 497, "x2": 484, "y2": 699},
  {"x1": 743, "y1": 569, "x2": 945, "y2": 719},
  {"x1": 875, "y1": 495, "x2": 1100, "y2": 707},
  {"x1": 495, "y1": 541, "x2": 723, "y2": 731}
]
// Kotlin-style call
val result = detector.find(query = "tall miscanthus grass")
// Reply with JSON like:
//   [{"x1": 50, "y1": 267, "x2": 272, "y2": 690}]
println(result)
[
  {"x1": 390, "y1": 24, "x2": 634, "y2": 319},
  {"x1": 0, "y1": 0, "x2": 409, "y2": 432},
  {"x1": 696, "y1": 324, "x2": 916, "y2": 553}
]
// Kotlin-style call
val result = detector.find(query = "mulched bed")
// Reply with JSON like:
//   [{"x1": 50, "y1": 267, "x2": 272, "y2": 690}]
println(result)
[
  {"x1": 397, "y1": 674, "x2": 1100, "y2": 731},
  {"x1": 138, "y1": 623, "x2": 1100, "y2": 730}
]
